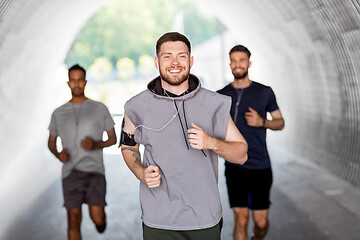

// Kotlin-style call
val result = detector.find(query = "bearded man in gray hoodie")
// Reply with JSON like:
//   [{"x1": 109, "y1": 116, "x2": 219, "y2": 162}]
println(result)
[{"x1": 120, "y1": 32, "x2": 248, "y2": 240}]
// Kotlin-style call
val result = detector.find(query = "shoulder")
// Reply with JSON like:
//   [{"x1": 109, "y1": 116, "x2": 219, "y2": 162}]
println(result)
[
  {"x1": 200, "y1": 88, "x2": 231, "y2": 108},
  {"x1": 124, "y1": 90, "x2": 153, "y2": 125},
  {"x1": 87, "y1": 98, "x2": 105, "y2": 106},
  {"x1": 52, "y1": 101, "x2": 69, "y2": 114},
  {"x1": 124, "y1": 89, "x2": 153, "y2": 114},
  {"x1": 251, "y1": 81, "x2": 272, "y2": 91},
  {"x1": 251, "y1": 81, "x2": 275, "y2": 94},
  {"x1": 125, "y1": 90, "x2": 152, "y2": 106},
  {"x1": 202, "y1": 88, "x2": 230, "y2": 100},
  {"x1": 217, "y1": 83, "x2": 233, "y2": 94},
  {"x1": 85, "y1": 99, "x2": 110, "y2": 111}
]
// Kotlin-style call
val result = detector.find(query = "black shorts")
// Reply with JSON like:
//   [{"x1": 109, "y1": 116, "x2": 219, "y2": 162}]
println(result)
[
  {"x1": 143, "y1": 219, "x2": 223, "y2": 240},
  {"x1": 225, "y1": 166, "x2": 273, "y2": 210},
  {"x1": 62, "y1": 170, "x2": 106, "y2": 209}
]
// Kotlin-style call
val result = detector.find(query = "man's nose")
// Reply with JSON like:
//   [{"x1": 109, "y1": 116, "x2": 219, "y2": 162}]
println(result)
[
  {"x1": 171, "y1": 57, "x2": 180, "y2": 65},
  {"x1": 234, "y1": 62, "x2": 242, "y2": 68}
]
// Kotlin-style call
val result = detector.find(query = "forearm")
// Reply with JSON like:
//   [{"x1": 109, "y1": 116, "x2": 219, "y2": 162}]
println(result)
[
  {"x1": 48, "y1": 140, "x2": 59, "y2": 159},
  {"x1": 121, "y1": 145, "x2": 145, "y2": 182},
  {"x1": 211, "y1": 138, "x2": 248, "y2": 164},
  {"x1": 94, "y1": 135, "x2": 117, "y2": 149},
  {"x1": 264, "y1": 118, "x2": 284, "y2": 130}
]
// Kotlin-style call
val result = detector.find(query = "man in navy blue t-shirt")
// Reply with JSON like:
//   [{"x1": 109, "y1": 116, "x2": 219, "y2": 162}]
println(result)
[{"x1": 218, "y1": 45, "x2": 285, "y2": 240}]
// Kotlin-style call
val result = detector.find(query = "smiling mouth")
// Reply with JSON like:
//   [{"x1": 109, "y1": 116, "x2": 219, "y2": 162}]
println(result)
[{"x1": 168, "y1": 68, "x2": 182, "y2": 74}]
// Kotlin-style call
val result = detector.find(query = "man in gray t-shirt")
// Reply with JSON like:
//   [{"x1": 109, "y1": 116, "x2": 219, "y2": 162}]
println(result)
[{"x1": 48, "y1": 64, "x2": 116, "y2": 240}]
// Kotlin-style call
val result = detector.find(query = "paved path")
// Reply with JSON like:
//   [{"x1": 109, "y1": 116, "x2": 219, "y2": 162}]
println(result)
[{"x1": 4, "y1": 146, "x2": 360, "y2": 239}]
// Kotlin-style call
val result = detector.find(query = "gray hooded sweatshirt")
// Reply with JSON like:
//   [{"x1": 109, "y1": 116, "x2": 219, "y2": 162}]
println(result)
[{"x1": 124, "y1": 74, "x2": 231, "y2": 230}]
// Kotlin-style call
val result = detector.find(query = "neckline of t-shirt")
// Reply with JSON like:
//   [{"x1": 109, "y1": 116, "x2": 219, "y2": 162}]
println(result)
[
  {"x1": 231, "y1": 81, "x2": 254, "y2": 90},
  {"x1": 69, "y1": 98, "x2": 89, "y2": 105}
]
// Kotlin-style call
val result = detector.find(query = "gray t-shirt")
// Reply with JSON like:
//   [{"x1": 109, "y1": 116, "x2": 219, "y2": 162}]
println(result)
[
  {"x1": 48, "y1": 99, "x2": 115, "y2": 179},
  {"x1": 125, "y1": 80, "x2": 231, "y2": 231}
]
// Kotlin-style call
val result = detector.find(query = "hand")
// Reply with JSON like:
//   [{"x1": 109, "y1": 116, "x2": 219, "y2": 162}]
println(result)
[
  {"x1": 58, "y1": 149, "x2": 70, "y2": 163},
  {"x1": 187, "y1": 122, "x2": 215, "y2": 150},
  {"x1": 142, "y1": 165, "x2": 161, "y2": 188},
  {"x1": 81, "y1": 136, "x2": 96, "y2": 150},
  {"x1": 244, "y1": 107, "x2": 264, "y2": 127}
]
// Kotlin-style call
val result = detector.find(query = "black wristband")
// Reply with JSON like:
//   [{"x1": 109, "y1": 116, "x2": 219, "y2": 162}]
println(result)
[{"x1": 262, "y1": 118, "x2": 266, "y2": 127}]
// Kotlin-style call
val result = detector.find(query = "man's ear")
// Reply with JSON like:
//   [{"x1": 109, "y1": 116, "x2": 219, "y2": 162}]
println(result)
[
  {"x1": 154, "y1": 57, "x2": 159, "y2": 69},
  {"x1": 190, "y1": 56, "x2": 194, "y2": 68}
]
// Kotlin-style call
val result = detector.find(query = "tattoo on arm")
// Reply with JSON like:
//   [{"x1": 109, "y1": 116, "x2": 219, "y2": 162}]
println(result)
[{"x1": 122, "y1": 147, "x2": 141, "y2": 164}]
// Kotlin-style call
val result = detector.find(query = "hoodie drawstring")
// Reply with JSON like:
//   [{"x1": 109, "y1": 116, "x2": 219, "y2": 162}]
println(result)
[
  {"x1": 174, "y1": 100, "x2": 207, "y2": 157},
  {"x1": 174, "y1": 100, "x2": 190, "y2": 150}
]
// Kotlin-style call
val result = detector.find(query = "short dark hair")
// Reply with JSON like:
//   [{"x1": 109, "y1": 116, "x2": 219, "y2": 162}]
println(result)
[
  {"x1": 68, "y1": 64, "x2": 86, "y2": 77},
  {"x1": 229, "y1": 45, "x2": 251, "y2": 58},
  {"x1": 156, "y1": 32, "x2": 191, "y2": 56}
]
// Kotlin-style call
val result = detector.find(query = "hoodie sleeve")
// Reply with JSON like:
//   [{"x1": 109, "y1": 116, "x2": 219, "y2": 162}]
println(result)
[
  {"x1": 124, "y1": 100, "x2": 138, "y2": 127},
  {"x1": 124, "y1": 90, "x2": 153, "y2": 144}
]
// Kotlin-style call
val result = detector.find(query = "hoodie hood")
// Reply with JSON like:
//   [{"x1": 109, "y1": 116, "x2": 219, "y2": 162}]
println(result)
[
  {"x1": 147, "y1": 74, "x2": 201, "y2": 100},
  {"x1": 146, "y1": 73, "x2": 206, "y2": 157}
]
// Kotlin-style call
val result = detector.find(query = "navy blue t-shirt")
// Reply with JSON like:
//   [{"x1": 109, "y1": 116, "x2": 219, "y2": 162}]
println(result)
[{"x1": 217, "y1": 81, "x2": 279, "y2": 169}]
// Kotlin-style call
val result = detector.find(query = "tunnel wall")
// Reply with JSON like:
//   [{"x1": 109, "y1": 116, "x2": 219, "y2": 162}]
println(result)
[
  {"x1": 0, "y1": 0, "x2": 106, "y2": 236},
  {"x1": 1, "y1": 0, "x2": 360, "y2": 236},
  {"x1": 201, "y1": 0, "x2": 360, "y2": 187}
]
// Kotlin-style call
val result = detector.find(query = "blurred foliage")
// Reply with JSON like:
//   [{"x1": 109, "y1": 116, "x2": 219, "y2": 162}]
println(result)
[
  {"x1": 88, "y1": 57, "x2": 112, "y2": 82},
  {"x1": 116, "y1": 57, "x2": 135, "y2": 79},
  {"x1": 138, "y1": 54, "x2": 154, "y2": 77},
  {"x1": 65, "y1": 0, "x2": 223, "y2": 72}
]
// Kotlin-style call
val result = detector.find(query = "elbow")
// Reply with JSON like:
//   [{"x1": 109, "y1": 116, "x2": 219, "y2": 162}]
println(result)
[
  {"x1": 109, "y1": 135, "x2": 117, "y2": 146},
  {"x1": 240, "y1": 153, "x2": 248, "y2": 165},
  {"x1": 230, "y1": 153, "x2": 247, "y2": 165},
  {"x1": 234, "y1": 142, "x2": 248, "y2": 165},
  {"x1": 281, "y1": 120, "x2": 285, "y2": 130},
  {"x1": 112, "y1": 137, "x2": 117, "y2": 146},
  {"x1": 278, "y1": 119, "x2": 285, "y2": 130},
  {"x1": 47, "y1": 141, "x2": 54, "y2": 152},
  {"x1": 239, "y1": 153, "x2": 248, "y2": 165}
]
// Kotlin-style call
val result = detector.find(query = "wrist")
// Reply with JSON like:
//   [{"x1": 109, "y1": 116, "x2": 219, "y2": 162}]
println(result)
[
  {"x1": 262, "y1": 118, "x2": 266, "y2": 128},
  {"x1": 139, "y1": 169, "x2": 146, "y2": 183},
  {"x1": 208, "y1": 136, "x2": 217, "y2": 151},
  {"x1": 94, "y1": 141, "x2": 103, "y2": 149}
]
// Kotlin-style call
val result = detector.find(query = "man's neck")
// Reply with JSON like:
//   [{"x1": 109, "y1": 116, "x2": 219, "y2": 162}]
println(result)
[
  {"x1": 232, "y1": 77, "x2": 252, "y2": 89},
  {"x1": 161, "y1": 79, "x2": 189, "y2": 96},
  {"x1": 70, "y1": 96, "x2": 87, "y2": 104}
]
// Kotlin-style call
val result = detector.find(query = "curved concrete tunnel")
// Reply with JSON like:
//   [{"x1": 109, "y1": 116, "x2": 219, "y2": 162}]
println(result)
[{"x1": 1, "y1": 0, "x2": 360, "y2": 237}]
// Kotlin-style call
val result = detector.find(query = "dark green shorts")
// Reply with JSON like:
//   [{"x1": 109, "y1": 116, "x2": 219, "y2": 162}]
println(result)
[{"x1": 142, "y1": 219, "x2": 223, "y2": 240}]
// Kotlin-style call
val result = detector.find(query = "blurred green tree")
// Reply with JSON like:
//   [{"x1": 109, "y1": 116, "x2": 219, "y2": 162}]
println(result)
[
  {"x1": 65, "y1": 0, "x2": 222, "y2": 72},
  {"x1": 116, "y1": 57, "x2": 135, "y2": 80},
  {"x1": 88, "y1": 57, "x2": 113, "y2": 82},
  {"x1": 138, "y1": 54, "x2": 155, "y2": 77}
]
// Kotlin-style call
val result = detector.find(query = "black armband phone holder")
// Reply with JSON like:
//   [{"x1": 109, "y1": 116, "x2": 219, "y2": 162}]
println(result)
[{"x1": 119, "y1": 117, "x2": 137, "y2": 147}]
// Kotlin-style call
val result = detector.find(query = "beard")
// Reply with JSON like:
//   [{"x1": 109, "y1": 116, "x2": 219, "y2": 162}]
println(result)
[
  {"x1": 71, "y1": 88, "x2": 85, "y2": 97},
  {"x1": 232, "y1": 69, "x2": 248, "y2": 80},
  {"x1": 159, "y1": 66, "x2": 190, "y2": 86}
]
